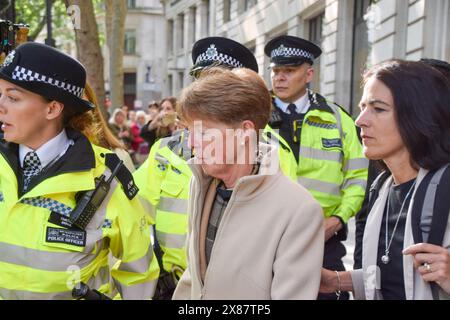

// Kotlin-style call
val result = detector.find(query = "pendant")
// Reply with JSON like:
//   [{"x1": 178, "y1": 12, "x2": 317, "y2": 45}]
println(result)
[{"x1": 381, "y1": 254, "x2": 390, "y2": 264}]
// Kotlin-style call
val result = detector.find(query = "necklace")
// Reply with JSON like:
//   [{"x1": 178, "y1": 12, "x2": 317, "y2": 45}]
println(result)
[{"x1": 381, "y1": 180, "x2": 416, "y2": 265}]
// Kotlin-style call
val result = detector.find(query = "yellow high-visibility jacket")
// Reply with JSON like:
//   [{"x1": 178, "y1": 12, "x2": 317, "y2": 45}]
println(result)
[
  {"x1": 262, "y1": 125, "x2": 297, "y2": 181},
  {"x1": 0, "y1": 130, "x2": 159, "y2": 299},
  {"x1": 134, "y1": 130, "x2": 191, "y2": 278},
  {"x1": 272, "y1": 91, "x2": 369, "y2": 223}
]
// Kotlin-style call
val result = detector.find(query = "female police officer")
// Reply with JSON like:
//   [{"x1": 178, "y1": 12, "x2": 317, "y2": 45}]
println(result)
[{"x1": 0, "y1": 42, "x2": 159, "y2": 299}]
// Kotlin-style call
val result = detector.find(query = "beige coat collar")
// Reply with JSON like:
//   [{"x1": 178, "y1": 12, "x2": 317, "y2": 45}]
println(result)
[{"x1": 187, "y1": 142, "x2": 281, "y2": 202}]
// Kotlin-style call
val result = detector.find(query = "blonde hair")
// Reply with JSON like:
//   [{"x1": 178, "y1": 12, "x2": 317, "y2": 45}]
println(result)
[
  {"x1": 178, "y1": 67, "x2": 271, "y2": 130},
  {"x1": 68, "y1": 83, "x2": 125, "y2": 150}
]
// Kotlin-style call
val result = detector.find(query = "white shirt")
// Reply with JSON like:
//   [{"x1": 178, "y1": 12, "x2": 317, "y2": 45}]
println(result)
[
  {"x1": 274, "y1": 92, "x2": 310, "y2": 115},
  {"x1": 19, "y1": 129, "x2": 74, "y2": 169}
]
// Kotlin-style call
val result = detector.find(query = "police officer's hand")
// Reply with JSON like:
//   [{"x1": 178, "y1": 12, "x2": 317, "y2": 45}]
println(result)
[
  {"x1": 324, "y1": 216, "x2": 342, "y2": 242},
  {"x1": 404, "y1": 243, "x2": 450, "y2": 294}
]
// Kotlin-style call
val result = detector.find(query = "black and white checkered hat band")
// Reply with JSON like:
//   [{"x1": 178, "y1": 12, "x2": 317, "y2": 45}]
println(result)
[
  {"x1": 11, "y1": 65, "x2": 84, "y2": 98},
  {"x1": 195, "y1": 52, "x2": 244, "y2": 69},
  {"x1": 271, "y1": 46, "x2": 314, "y2": 61}
]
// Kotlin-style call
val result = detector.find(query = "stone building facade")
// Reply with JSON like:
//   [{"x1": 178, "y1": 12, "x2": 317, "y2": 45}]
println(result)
[{"x1": 162, "y1": 0, "x2": 450, "y2": 114}]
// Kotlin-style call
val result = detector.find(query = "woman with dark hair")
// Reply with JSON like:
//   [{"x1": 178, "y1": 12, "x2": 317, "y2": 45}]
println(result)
[
  {"x1": 154, "y1": 97, "x2": 179, "y2": 139},
  {"x1": 354, "y1": 57, "x2": 450, "y2": 270},
  {"x1": 320, "y1": 59, "x2": 450, "y2": 300},
  {"x1": 140, "y1": 97, "x2": 178, "y2": 148}
]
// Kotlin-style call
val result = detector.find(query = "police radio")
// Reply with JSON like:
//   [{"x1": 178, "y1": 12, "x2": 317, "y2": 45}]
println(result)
[{"x1": 69, "y1": 161, "x2": 123, "y2": 230}]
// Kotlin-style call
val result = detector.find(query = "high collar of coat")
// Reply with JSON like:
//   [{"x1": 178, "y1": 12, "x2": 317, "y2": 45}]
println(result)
[{"x1": 188, "y1": 142, "x2": 282, "y2": 202}]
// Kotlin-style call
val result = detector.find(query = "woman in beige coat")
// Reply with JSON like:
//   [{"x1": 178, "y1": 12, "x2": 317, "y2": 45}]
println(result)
[
  {"x1": 172, "y1": 68, "x2": 324, "y2": 300},
  {"x1": 320, "y1": 60, "x2": 450, "y2": 300}
]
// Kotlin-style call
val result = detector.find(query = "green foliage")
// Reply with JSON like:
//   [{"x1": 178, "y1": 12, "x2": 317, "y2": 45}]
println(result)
[
  {"x1": 15, "y1": 0, "x2": 105, "y2": 45},
  {"x1": 15, "y1": 0, "x2": 67, "y2": 40},
  {"x1": 94, "y1": 0, "x2": 106, "y2": 46}
]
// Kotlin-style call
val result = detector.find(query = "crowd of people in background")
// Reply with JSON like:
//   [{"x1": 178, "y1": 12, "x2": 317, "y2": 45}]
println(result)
[{"x1": 106, "y1": 96, "x2": 180, "y2": 168}]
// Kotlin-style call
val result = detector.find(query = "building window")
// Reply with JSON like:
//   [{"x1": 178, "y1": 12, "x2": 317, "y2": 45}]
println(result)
[
  {"x1": 223, "y1": 0, "x2": 231, "y2": 23},
  {"x1": 168, "y1": 74, "x2": 173, "y2": 95},
  {"x1": 179, "y1": 13, "x2": 185, "y2": 50},
  {"x1": 245, "y1": 0, "x2": 257, "y2": 11},
  {"x1": 190, "y1": 6, "x2": 197, "y2": 44},
  {"x1": 168, "y1": 19, "x2": 174, "y2": 55},
  {"x1": 178, "y1": 71, "x2": 184, "y2": 91},
  {"x1": 127, "y1": 0, "x2": 136, "y2": 9},
  {"x1": 309, "y1": 13, "x2": 324, "y2": 45},
  {"x1": 124, "y1": 72, "x2": 136, "y2": 94},
  {"x1": 350, "y1": 0, "x2": 375, "y2": 115},
  {"x1": 205, "y1": 0, "x2": 210, "y2": 35},
  {"x1": 239, "y1": 0, "x2": 257, "y2": 14},
  {"x1": 124, "y1": 72, "x2": 137, "y2": 110},
  {"x1": 309, "y1": 13, "x2": 324, "y2": 92},
  {"x1": 124, "y1": 30, "x2": 136, "y2": 55}
]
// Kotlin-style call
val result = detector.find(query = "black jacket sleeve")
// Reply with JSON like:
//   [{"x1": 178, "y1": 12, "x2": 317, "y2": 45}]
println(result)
[{"x1": 140, "y1": 121, "x2": 157, "y2": 147}]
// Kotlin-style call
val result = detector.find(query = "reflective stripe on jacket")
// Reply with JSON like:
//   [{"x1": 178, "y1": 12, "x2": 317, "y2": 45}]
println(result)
[
  {"x1": 134, "y1": 130, "x2": 192, "y2": 277},
  {"x1": 273, "y1": 92, "x2": 368, "y2": 223},
  {"x1": 0, "y1": 130, "x2": 159, "y2": 299}
]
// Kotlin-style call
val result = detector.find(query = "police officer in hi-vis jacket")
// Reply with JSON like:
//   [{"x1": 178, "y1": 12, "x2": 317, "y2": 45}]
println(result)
[{"x1": 265, "y1": 35, "x2": 368, "y2": 300}]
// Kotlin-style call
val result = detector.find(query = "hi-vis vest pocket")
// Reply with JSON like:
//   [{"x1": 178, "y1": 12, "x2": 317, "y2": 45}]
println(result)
[{"x1": 160, "y1": 178, "x2": 185, "y2": 198}]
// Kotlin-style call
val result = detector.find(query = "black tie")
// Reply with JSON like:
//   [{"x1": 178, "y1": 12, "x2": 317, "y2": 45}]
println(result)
[
  {"x1": 287, "y1": 103, "x2": 297, "y2": 116},
  {"x1": 23, "y1": 151, "x2": 42, "y2": 191}
]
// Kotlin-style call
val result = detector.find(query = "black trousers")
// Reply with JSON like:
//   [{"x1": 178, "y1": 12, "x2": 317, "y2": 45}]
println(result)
[{"x1": 317, "y1": 233, "x2": 350, "y2": 300}]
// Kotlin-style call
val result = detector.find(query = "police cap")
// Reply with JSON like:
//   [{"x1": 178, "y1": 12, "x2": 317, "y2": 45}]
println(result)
[
  {"x1": 264, "y1": 35, "x2": 322, "y2": 67},
  {"x1": 191, "y1": 37, "x2": 258, "y2": 76}
]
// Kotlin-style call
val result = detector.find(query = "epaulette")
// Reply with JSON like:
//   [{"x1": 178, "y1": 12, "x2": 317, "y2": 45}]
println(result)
[{"x1": 104, "y1": 153, "x2": 139, "y2": 200}]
